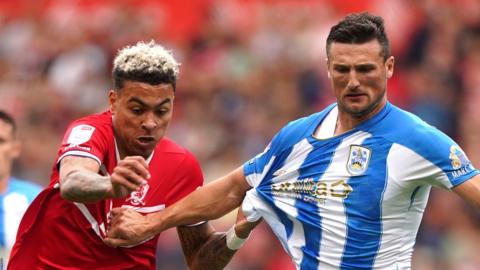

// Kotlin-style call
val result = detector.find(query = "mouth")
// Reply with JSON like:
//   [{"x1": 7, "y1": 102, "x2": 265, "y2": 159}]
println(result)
[
  {"x1": 136, "y1": 136, "x2": 157, "y2": 146},
  {"x1": 345, "y1": 92, "x2": 368, "y2": 100}
]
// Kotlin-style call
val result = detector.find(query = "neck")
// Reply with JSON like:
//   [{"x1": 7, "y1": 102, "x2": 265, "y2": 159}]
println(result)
[{"x1": 334, "y1": 100, "x2": 387, "y2": 135}]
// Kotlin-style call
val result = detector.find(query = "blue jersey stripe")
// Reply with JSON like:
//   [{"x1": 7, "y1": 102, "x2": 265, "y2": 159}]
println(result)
[
  {"x1": 340, "y1": 138, "x2": 392, "y2": 269},
  {"x1": 257, "y1": 146, "x2": 296, "y2": 239},
  {"x1": 298, "y1": 139, "x2": 343, "y2": 270}
]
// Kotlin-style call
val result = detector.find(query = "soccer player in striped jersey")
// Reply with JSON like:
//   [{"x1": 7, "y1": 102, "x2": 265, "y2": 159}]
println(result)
[{"x1": 105, "y1": 13, "x2": 480, "y2": 270}]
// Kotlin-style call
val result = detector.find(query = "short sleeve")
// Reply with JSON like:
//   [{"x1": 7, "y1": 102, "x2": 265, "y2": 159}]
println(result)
[
  {"x1": 56, "y1": 121, "x2": 109, "y2": 167},
  {"x1": 243, "y1": 133, "x2": 279, "y2": 188},
  {"x1": 164, "y1": 151, "x2": 204, "y2": 206},
  {"x1": 431, "y1": 143, "x2": 478, "y2": 188}
]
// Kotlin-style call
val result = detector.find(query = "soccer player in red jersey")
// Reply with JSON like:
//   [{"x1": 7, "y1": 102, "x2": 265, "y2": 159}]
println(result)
[{"x1": 8, "y1": 41, "x2": 248, "y2": 270}]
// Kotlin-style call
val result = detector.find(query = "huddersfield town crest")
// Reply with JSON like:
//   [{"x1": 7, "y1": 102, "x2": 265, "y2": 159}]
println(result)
[{"x1": 346, "y1": 145, "x2": 371, "y2": 176}]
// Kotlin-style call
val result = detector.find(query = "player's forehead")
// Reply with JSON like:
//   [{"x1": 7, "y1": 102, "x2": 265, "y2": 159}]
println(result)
[
  {"x1": 119, "y1": 81, "x2": 174, "y2": 106},
  {"x1": 328, "y1": 40, "x2": 384, "y2": 65}
]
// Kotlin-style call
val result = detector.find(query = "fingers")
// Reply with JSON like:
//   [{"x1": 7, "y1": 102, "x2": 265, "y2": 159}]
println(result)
[
  {"x1": 119, "y1": 156, "x2": 151, "y2": 180},
  {"x1": 109, "y1": 156, "x2": 151, "y2": 197},
  {"x1": 104, "y1": 237, "x2": 130, "y2": 248},
  {"x1": 112, "y1": 166, "x2": 145, "y2": 190}
]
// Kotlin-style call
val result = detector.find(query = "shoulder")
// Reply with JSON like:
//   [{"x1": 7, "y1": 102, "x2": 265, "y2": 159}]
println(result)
[
  {"x1": 273, "y1": 104, "x2": 336, "y2": 148},
  {"x1": 374, "y1": 104, "x2": 452, "y2": 145},
  {"x1": 374, "y1": 104, "x2": 464, "y2": 167},
  {"x1": 155, "y1": 137, "x2": 189, "y2": 155},
  {"x1": 154, "y1": 137, "x2": 199, "y2": 166},
  {"x1": 68, "y1": 111, "x2": 112, "y2": 130}
]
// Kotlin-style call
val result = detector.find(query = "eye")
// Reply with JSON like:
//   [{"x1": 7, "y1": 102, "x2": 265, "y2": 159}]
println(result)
[
  {"x1": 357, "y1": 65, "x2": 375, "y2": 73},
  {"x1": 334, "y1": 66, "x2": 349, "y2": 73},
  {"x1": 131, "y1": 107, "x2": 144, "y2": 115},
  {"x1": 155, "y1": 108, "x2": 169, "y2": 117}
]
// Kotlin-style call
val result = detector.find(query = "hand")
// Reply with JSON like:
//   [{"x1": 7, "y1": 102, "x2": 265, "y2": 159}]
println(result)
[
  {"x1": 104, "y1": 207, "x2": 155, "y2": 248},
  {"x1": 233, "y1": 207, "x2": 262, "y2": 239},
  {"x1": 106, "y1": 156, "x2": 150, "y2": 198}
]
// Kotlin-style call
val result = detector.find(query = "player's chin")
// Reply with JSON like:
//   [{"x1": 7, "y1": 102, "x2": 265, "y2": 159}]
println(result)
[{"x1": 134, "y1": 140, "x2": 157, "y2": 157}]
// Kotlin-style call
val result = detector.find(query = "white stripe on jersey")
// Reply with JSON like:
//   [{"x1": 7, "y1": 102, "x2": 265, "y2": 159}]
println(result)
[
  {"x1": 57, "y1": 151, "x2": 102, "y2": 166},
  {"x1": 373, "y1": 143, "x2": 447, "y2": 269},
  {"x1": 3, "y1": 193, "x2": 30, "y2": 249},
  {"x1": 245, "y1": 156, "x2": 276, "y2": 188},
  {"x1": 74, "y1": 203, "x2": 106, "y2": 239},
  {"x1": 317, "y1": 131, "x2": 371, "y2": 270},
  {"x1": 121, "y1": 204, "x2": 165, "y2": 213}
]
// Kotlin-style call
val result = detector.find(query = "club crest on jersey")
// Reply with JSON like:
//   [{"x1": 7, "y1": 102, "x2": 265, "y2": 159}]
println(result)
[
  {"x1": 346, "y1": 145, "x2": 371, "y2": 176},
  {"x1": 126, "y1": 183, "x2": 149, "y2": 206}
]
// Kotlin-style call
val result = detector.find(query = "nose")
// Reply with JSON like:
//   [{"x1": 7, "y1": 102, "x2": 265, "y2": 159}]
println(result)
[
  {"x1": 141, "y1": 113, "x2": 157, "y2": 131},
  {"x1": 347, "y1": 71, "x2": 360, "y2": 90}
]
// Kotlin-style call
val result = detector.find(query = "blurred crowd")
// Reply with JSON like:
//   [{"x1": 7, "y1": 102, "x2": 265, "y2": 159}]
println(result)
[{"x1": 1, "y1": 0, "x2": 480, "y2": 269}]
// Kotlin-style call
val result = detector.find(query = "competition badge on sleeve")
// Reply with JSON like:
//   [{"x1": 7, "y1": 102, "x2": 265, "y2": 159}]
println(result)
[
  {"x1": 449, "y1": 145, "x2": 474, "y2": 178},
  {"x1": 67, "y1": 125, "x2": 95, "y2": 146},
  {"x1": 347, "y1": 145, "x2": 371, "y2": 176}
]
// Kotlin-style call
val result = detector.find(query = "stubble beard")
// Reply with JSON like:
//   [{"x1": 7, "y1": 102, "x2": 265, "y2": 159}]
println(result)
[{"x1": 340, "y1": 89, "x2": 387, "y2": 119}]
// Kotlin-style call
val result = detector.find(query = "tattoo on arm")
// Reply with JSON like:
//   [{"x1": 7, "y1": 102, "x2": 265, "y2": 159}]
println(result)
[
  {"x1": 59, "y1": 156, "x2": 110, "y2": 203},
  {"x1": 177, "y1": 223, "x2": 236, "y2": 270},
  {"x1": 61, "y1": 170, "x2": 111, "y2": 203}
]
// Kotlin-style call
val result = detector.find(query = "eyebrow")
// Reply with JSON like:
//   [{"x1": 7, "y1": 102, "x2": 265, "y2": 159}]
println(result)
[{"x1": 128, "y1": 97, "x2": 172, "y2": 107}]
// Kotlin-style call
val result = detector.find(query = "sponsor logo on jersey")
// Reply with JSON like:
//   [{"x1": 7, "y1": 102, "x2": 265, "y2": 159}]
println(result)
[
  {"x1": 273, "y1": 169, "x2": 287, "y2": 177},
  {"x1": 67, "y1": 124, "x2": 95, "y2": 145},
  {"x1": 271, "y1": 178, "x2": 352, "y2": 204},
  {"x1": 449, "y1": 145, "x2": 474, "y2": 178},
  {"x1": 346, "y1": 145, "x2": 371, "y2": 176},
  {"x1": 126, "y1": 183, "x2": 150, "y2": 206}
]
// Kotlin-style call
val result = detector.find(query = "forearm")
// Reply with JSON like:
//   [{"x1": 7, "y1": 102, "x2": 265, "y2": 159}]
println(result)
[
  {"x1": 148, "y1": 168, "x2": 250, "y2": 235},
  {"x1": 60, "y1": 170, "x2": 111, "y2": 203},
  {"x1": 177, "y1": 223, "x2": 236, "y2": 270},
  {"x1": 189, "y1": 232, "x2": 236, "y2": 270}
]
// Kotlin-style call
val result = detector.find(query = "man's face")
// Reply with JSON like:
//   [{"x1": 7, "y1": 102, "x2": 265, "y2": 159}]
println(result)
[
  {"x1": 0, "y1": 120, "x2": 20, "y2": 180},
  {"x1": 109, "y1": 81, "x2": 175, "y2": 158},
  {"x1": 327, "y1": 39, "x2": 394, "y2": 118}
]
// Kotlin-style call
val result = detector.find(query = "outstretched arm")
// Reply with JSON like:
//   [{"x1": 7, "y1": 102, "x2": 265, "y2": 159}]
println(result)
[
  {"x1": 453, "y1": 174, "x2": 480, "y2": 208},
  {"x1": 105, "y1": 166, "x2": 252, "y2": 247}
]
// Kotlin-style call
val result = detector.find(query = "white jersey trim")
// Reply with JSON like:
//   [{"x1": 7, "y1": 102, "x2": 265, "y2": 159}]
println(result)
[
  {"x1": 121, "y1": 204, "x2": 165, "y2": 213},
  {"x1": 57, "y1": 151, "x2": 101, "y2": 166}
]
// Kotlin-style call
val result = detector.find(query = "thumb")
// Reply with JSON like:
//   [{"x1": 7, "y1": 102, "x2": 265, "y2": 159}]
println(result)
[{"x1": 104, "y1": 237, "x2": 129, "y2": 248}]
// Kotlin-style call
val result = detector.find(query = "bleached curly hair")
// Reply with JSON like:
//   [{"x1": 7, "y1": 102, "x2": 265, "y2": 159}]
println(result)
[{"x1": 112, "y1": 41, "x2": 180, "y2": 90}]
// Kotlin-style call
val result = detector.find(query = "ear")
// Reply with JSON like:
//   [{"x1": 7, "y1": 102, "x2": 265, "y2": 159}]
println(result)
[
  {"x1": 108, "y1": 90, "x2": 117, "y2": 114},
  {"x1": 385, "y1": 56, "x2": 394, "y2": 79}
]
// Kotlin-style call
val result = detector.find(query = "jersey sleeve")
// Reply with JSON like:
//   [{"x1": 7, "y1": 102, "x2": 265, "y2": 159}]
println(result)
[
  {"x1": 243, "y1": 134, "x2": 279, "y2": 188},
  {"x1": 406, "y1": 130, "x2": 479, "y2": 189},
  {"x1": 56, "y1": 120, "x2": 109, "y2": 167},
  {"x1": 429, "y1": 142, "x2": 478, "y2": 189},
  {"x1": 164, "y1": 151, "x2": 204, "y2": 206}
]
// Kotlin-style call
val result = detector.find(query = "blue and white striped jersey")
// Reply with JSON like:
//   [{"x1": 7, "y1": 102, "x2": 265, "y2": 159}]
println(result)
[
  {"x1": 0, "y1": 178, "x2": 41, "y2": 256},
  {"x1": 242, "y1": 102, "x2": 479, "y2": 270}
]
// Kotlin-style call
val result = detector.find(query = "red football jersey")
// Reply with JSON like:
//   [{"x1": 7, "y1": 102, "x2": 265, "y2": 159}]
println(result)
[{"x1": 8, "y1": 111, "x2": 203, "y2": 270}]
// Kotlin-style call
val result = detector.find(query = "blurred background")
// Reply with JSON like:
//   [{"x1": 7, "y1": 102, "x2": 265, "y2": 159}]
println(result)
[{"x1": 1, "y1": 0, "x2": 480, "y2": 269}]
